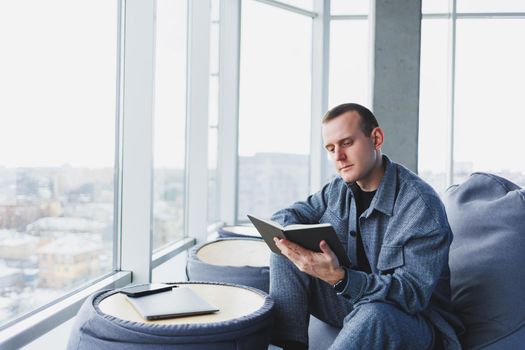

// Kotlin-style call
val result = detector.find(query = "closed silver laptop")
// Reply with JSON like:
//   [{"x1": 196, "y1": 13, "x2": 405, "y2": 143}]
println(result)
[{"x1": 125, "y1": 287, "x2": 219, "y2": 320}]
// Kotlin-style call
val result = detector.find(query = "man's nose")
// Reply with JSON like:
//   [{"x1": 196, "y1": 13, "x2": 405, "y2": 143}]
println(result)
[{"x1": 335, "y1": 147, "x2": 346, "y2": 161}]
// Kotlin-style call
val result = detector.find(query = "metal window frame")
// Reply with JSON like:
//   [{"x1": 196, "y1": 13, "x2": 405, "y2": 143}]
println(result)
[
  {"x1": 330, "y1": 14, "x2": 367, "y2": 20},
  {"x1": 217, "y1": 0, "x2": 241, "y2": 225},
  {"x1": 151, "y1": 237, "x2": 196, "y2": 268},
  {"x1": 113, "y1": 0, "x2": 126, "y2": 272},
  {"x1": 309, "y1": 0, "x2": 331, "y2": 192},
  {"x1": 254, "y1": 0, "x2": 317, "y2": 17},
  {"x1": 423, "y1": 12, "x2": 525, "y2": 19},
  {"x1": 185, "y1": 0, "x2": 212, "y2": 242},
  {"x1": 119, "y1": 0, "x2": 156, "y2": 284},
  {"x1": 446, "y1": 0, "x2": 457, "y2": 187}
]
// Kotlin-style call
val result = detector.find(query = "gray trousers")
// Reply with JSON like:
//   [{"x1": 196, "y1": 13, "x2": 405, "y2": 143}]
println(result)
[{"x1": 270, "y1": 254, "x2": 434, "y2": 350}]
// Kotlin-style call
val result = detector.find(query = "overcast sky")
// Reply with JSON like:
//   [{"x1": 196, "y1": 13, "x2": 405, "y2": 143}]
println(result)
[{"x1": 1, "y1": 0, "x2": 524, "y2": 175}]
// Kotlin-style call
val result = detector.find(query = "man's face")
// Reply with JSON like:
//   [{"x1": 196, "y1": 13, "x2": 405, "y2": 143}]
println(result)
[{"x1": 322, "y1": 111, "x2": 380, "y2": 186}]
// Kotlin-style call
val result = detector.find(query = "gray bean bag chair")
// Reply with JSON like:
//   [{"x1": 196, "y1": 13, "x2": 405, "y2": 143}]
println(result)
[
  {"x1": 307, "y1": 315, "x2": 340, "y2": 349},
  {"x1": 308, "y1": 172, "x2": 525, "y2": 349},
  {"x1": 443, "y1": 172, "x2": 525, "y2": 349},
  {"x1": 67, "y1": 282, "x2": 274, "y2": 350},
  {"x1": 186, "y1": 238, "x2": 270, "y2": 293}
]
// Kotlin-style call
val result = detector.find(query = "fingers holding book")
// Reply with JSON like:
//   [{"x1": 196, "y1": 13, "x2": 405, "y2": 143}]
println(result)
[{"x1": 273, "y1": 238, "x2": 344, "y2": 285}]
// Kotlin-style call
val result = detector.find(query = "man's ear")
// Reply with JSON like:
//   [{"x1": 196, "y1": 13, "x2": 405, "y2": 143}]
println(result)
[{"x1": 371, "y1": 127, "x2": 384, "y2": 150}]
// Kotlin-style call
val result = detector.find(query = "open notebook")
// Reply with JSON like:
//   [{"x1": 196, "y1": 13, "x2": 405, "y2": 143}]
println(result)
[{"x1": 125, "y1": 287, "x2": 219, "y2": 320}]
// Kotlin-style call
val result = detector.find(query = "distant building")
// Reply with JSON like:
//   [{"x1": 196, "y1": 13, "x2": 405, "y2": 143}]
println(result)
[
  {"x1": 238, "y1": 153, "x2": 309, "y2": 221},
  {"x1": 0, "y1": 264, "x2": 23, "y2": 290},
  {"x1": 0, "y1": 296, "x2": 15, "y2": 323},
  {"x1": 62, "y1": 202, "x2": 113, "y2": 225},
  {"x1": 0, "y1": 231, "x2": 39, "y2": 292},
  {"x1": 37, "y1": 235, "x2": 102, "y2": 289},
  {"x1": 26, "y1": 217, "x2": 105, "y2": 235},
  {"x1": 0, "y1": 167, "x2": 17, "y2": 206},
  {"x1": 0, "y1": 230, "x2": 38, "y2": 261},
  {"x1": 152, "y1": 201, "x2": 184, "y2": 249},
  {"x1": 152, "y1": 168, "x2": 185, "y2": 249},
  {"x1": 0, "y1": 204, "x2": 41, "y2": 231}
]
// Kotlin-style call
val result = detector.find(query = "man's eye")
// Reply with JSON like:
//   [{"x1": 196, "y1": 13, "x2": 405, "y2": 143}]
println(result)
[{"x1": 343, "y1": 141, "x2": 351, "y2": 147}]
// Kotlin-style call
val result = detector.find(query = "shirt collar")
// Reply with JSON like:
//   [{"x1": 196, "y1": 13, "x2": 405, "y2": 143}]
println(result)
[
  {"x1": 370, "y1": 155, "x2": 396, "y2": 217},
  {"x1": 346, "y1": 155, "x2": 397, "y2": 217}
]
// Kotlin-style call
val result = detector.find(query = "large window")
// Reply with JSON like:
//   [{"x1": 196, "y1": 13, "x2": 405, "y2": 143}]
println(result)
[
  {"x1": 330, "y1": 0, "x2": 368, "y2": 16},
  {"x1": 327, "y1": 3, "x2": 370, "y2": 181},
  {"x1": 419, "y1": 3, "x2": 525, "y2": 192},
  {"x1": 454, "y1": 18, "x2": 525, "y2": 186},
  {"x1": 0, "y1": 0, "x2": 117, "y2": 327},
  {"x1": 457, "y1": 0, "x2": 525, "y2": 13},
  {"x1": 278, "y1": 0, "x2": 313, "y2": 11},
  {"x1": 418, "y1": 18, "x2": 450, "y2": 193},
  {"x1": 328, "y1": 17, "x2": 370, "y2": 108},
  {"x1": 152, "y1": 0, "x2": 187, "y2": 250},
  {"x1": 237, "y1": 1, "x2": 312, "y2": 221}
]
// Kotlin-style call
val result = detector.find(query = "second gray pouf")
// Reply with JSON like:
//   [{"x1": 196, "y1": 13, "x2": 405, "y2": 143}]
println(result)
[
  {"x1": 217, "y1": 225, "x2": 261, "y2": 239},
  {"x1": 186, "y1": 238, "x2": 270, "y2": 293}
]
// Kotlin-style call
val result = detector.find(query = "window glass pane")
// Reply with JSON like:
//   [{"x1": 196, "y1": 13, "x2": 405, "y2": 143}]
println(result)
[
  {"x1": 238, "y1": 1, "x2": 312, "y2": 221},
  {"x1": 208, "y1": 0, "x2": 220, "y2": 225},
  {"x1": 457, "y1": 0, "x2": 525, "y2": 13},
  {"x1": 422, "y1": 0, "x2": 450, "y2": 14},
  {"x1": 153, "y1": 0, "x2": 187, "y2": 249},
  {"x1": 454, "y1": 18, "x2": 525, "y2": 186},
  {"x1": 331, "y1": 0, "x2": 368, "y2": 15},
  {"x1": 0, "y1": 0, "x2": 117, "y2": 326},
  {"x1": 329, "y1": 20, "x2": 370, "y2": 108},
  {"x1": 418, "y1": 19, "x2": 450, "y2": 193}
]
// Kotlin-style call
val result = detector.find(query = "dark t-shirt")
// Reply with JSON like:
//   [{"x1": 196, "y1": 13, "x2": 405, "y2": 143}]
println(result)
[{"x1": 351, "y1": 184, "x2": 376, "y2": 273}]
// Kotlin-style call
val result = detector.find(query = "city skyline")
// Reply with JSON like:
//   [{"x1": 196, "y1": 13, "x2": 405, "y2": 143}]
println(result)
[{"x1": 1, "y1": 151, "x2": 524, "y2": 326}]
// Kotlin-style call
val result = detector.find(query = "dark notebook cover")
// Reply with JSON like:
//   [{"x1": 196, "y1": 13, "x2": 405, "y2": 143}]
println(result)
[{"x1": 247, "y1": 214, "x2": 351, "y2": 267}]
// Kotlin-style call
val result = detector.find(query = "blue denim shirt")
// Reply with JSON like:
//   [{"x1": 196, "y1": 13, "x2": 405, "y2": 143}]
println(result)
[{"x1": 271, "y1": 155, "x2": 464, "y2": 349}]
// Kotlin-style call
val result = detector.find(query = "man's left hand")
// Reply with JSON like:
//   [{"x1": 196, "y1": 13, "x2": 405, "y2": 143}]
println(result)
[{"x1": 273, "y1": 238, "x2": 346, "y2": 285}]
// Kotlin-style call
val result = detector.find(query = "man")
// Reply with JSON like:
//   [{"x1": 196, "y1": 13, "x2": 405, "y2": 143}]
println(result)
[{"x1": 270, "y1": 103, "x2": 463, "y2": 350}]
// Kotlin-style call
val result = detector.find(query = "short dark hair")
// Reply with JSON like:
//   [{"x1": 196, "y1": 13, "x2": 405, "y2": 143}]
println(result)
[{"x1": 322, "y1": 103, "x2": 379, "y2": 136}]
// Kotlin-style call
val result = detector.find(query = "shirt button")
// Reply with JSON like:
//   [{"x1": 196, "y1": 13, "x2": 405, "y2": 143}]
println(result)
[{"x1": 349, "y1": 230, "x2": 356, "y2": 237}]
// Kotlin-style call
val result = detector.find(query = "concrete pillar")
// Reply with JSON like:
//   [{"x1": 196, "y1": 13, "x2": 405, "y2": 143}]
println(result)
[{"x1": 369, "y1": 0, "x2": 422, "y2": 172}]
